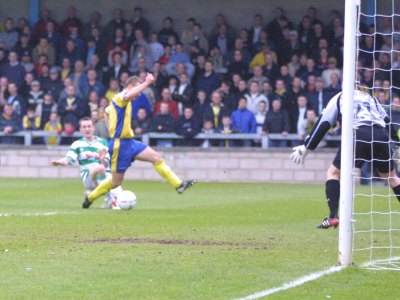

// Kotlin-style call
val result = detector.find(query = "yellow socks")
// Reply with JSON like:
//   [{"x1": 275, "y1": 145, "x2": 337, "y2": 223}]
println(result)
[
  {"x1": 88, "y1": 177, "x2": 113, "y2": 202},
  {"x1": 154, "y1": 160, "x2": 182, "y2": 188}
]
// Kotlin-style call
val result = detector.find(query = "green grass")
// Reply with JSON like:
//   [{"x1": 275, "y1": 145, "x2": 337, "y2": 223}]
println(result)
[{"x1": 0, "y1": 179, "x2": 399, "y2": 299}]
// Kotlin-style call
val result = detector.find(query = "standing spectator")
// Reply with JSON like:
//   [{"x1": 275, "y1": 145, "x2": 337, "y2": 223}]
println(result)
[
  {"x1": 290, "y1": 95, "x2": 308, "y2": 146},
  {"x1": 172, "y1": 72, "x2": 193, "y2": 113},
  {"x1": 84, "y1": 11, "x2": 103, "y2": 38},
  {"x1": 245, "y1": 80, "x2": 269, "y2": 114},
  {"x1": 104, "y1": 8, "x2": 126, "y2": 42},
  {"x1": 195, "y1": 60, "x2": 220, "y2": 98},
  {"x1": 23, "y1": 105, "x2": 41, "y2": 131},
  {"x1": 217, "y1": 115, "x2": 239, "y2": 148},
  {"x1": 153, "y1": 87, "x2": 179, "y2": 121},
  {"x1": 249, "y1": 14, "x2": 264, "y2": 47},
  {"x1": 61, "y1": 6, "x2": 83, "y2": 37},
  {"x1": 166, "y1": 43, "x2": 195, "y2": 79},
  {"x1": 189, "y1": 23, "x2": 209, "y2": 54},
  {"x1": 5, "y1": 82, "x2": 25, "y2": 116},
  {"x1": 152, "y1": 102, "x2": 175, "y2": 147},
  {"x1": 57, "y1": 85, "x2": 88, "y2": 127},
  {"x1": 87, "y1": 91, "x2": 100, "y2": 114},
  {"x1": 321, "y1": 57, "x2": 341, "y2": 87},
  {"x1": 81, "y1": 69, "x2": 105, "y2": 99},
  {"x1": 149, "y1": 32, "x2": 164, "y2": 62},
  {"x1": 44, "y1": 111, "x2": 62, "y2": 145},
  {"x1": 209, "y1": 24, "x2": 234, "y2": 57},
  {"x1": 91, "y1": 110, "x2": 108, "y2": 139},
  {"x1": 228, "y1": 50, "x2": 249, "y2": 80},
  {"x1": 216, "y1": 80, "x2": 238, "y2": 113},
  {"x1": 34, "y1": 9, "x2": 59, "y2": 39},
  {"x1": 201, "y1": 119, "x2": 217, "y2": 148},
  {"x1": 181, "y1": 17, "x2": 196, "y2": 49},
  {"x1": 104, "y1": 52, "x2": 128, "y2": 84},
  {"x1": 32, "y1": 37, "x2": 55, "y2": 66},
  {"x1": 266, "y1": 7, "x2": 286, "y2": 46},
  {"x1": 248, "y1": 66, "x2": 269, "y2": 87},
  {"x1": 158, "y1": 17, "x2": 179, "y2": 45},
  {"x1": 306, "y1": 77, "x2": 330, "y2": 116},
  {"x1": 231, "y1": 97, "x2": 257, "y2": 146},
  {"x1": 0, "y1": 18, "x2": 19, "y2": 50},
  {"x1": 262, "y1": 98, "x2": 290, "y2": 147},
  {"x1": 254, "y1": 100, "x2": 268, "y2": 135},
  {"x1": 59, "y1": 39, "x2": 82, "y2": 65},
  {"x1": 27, "y1": 80, "x2": 44, "y2": 109},
  {"x1": 193, "y1": 90, "x2": 209, "y2": 121},
  {"x1": 175, "y1": 106, "x2": 201, "y2": 146},
  {"x1": 36, "y1": 91, "x2": 57, "y2": 128},
  {"x1": 132, "y1": 107, "x2": 152, "y2": 136},
  {"x1": 0, "y1": 103, "x2": 22, "y2": 144},
  {"x1": 1, "y1": 51, "x2": 26, "y2": 88},
  {"x1": 43, "y1": 67, "x2": 63, "y2": 100},
  {"x1": 203, "y1": 91, "x2": 229, "y2": 129},
  {"x1": 131, "y1": 7, "x2": 150, "y2": 38},
  {"x1": 44, "y1": 21, "x2": 62, "y2": 54}
]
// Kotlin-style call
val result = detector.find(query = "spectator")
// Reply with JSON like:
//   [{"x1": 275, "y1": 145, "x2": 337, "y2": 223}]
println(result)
[
  {"x1": 204, "y1": 91, "x2": 229, "y2": 128},
  {"x1": 321, "y1": 57, "x2": 341, "y2": 87},
  {"x1": 59, "y1": 39, "x2": 82, "y2": 65},
  {"x1": 129, "y1": 46, "x2": 153, "y2": 74},
  {"x1": 153, "y1": 87, "x2": 179, "y2": 121},
  {"x1": 0, "y1": 103, "x2": 22, "y2": 144},
  {"x1": 262, "y1": 98, "x2": 290, "y2": 147},
  {"x1": 43, "y1": 67, "x2": 63, "y2": 100},
  {"x1": 59, "y1": 120, "x2": 76, "y2": 145},
  {"x1": 36, "y1": 91, "x2": 57, "y2": 128},
  {"x1": 0, "y1": 77, "x2": 10, "y2": 110},
  {"x1": 216, "y1": 80, "x2": 238, "y2": 113},
  {"x1": 87, "y1": 91, "x2": 100, "y2": 114},
  {"x1": 181, "y1": 17, "x2": 196, "y2": 49},
  {"x1": 277, "y1": 65, "x2": 293, "y2": 90},
  {"x1": 296, "y1": 57, "x2": 320, "y2": 84},
  {"x1": 81, "y1": 69, "x2": 105, "y2": 99},
  {"x1": 32, "y1": 37, "x2": 56, "y2": 66},
  {"x1": 60, "y1": 57, "x2": 72, "y2": 80},
  {"x1": 131, "y1": 7, "x2": 150, "y2": 38},
  {"x1": 132, "y1": 107, "x2": 152, "y2": 136},
  {"x1": 263, "y1": 53, "x2": 280, "y2": 82},
  {"x1": 217, "y1": 114, "x2": 239, "y2": 148},
  {"x1": 253, "y1": 29, "x2": 276, "y2": 56},
  {"x1": 209, "y1": 46, "x2": 226, "y2": 74},
  {"x1": 104, "y1": 77, "x2": 120, "y2": 103},
  {"x1": 61, "y1": 6, "x2": 83, "y2": 37},
  {"x1": 175, "y1": 106, "x2": 201, "y2": 146},
  {"x1": 104, "y1": 8, "x2": 126, "y2": 41},
  {"x1": 15, "y1": 34, "x2": 33, "y2": 60},
  {"x1": 193, "y1": 89, "x2": 209, "y2": 121},
  {"x1": 84, "y1": 11, "x2": 103, "y2": 39},
  {"x1": 166, "y1": 43, "x2": 195, "y2": 79},
  {"x1": 306, "y1": 77, "x2": 330, "y2": 116},
  {"x1": 248, "y1": 66, "x2": 269, "y2": 87},
  {"x1": 45, "y1": 21, "x2": 62, "y2": 54},
  {"x1": 209, "y1": 24, "x2": 234, "y2": 57},
  {"x1": 5, "y1": 82, "x2": 25, "y2": 116},
  {"x1": 152, "y1": 101, "x2": 175, "y2": 147},
  {"x1": 201, "y1": 119, "x2": 218, "y2": 148},
  {"x1": 188, "y1": 23, "x2": 209, "y2": 54},
  {"x1": 23, "y1": 105, "x2": 41, "y2": 131},
  {"x1": 20, "y1": 51, "x2": 34, "y2": 73},
  {"x1": 1, "y1": 51, "x2": 26, "y2": 88},
  {"x1": 245, "y1": 80, "x2": 269, "y2": 114},
  {"x1": 324, "y1": 73, "x2": 342, "y2": 99},
  {"x1": 0, "y1": 18, "x2": 19, "y2": 50},
  {"x1": 231, "y1": 97, "x2": 257, "y2": 146},
  {"x1": 44, "y1": 111, "x2": 62, "y2": 145},
  {"x1": 172, "y1": 73, "x2": 193, "y2": 113},
  {"x1": 254, "y1": 100, "x2": 268, "y2": 135},
  {"x1": 34, "y1": 9, "x2": 59, "y2": 39},
  {"x1": 104, "y1": 52, "x2": 128, "y2": 84},
  {"x1": 228, "y1": 50, "x2": 248, "y2": 79},
  {"x1": 57, "y1": 84, "x2": 88, "y2": 126},
  {"x1": 158, "y1": 17, "x2": 179, "y2": 45},
  {"x1": 290, "y1": 95, "x2": 308, "y2": 146},
  {"x1": 91, "y1": 110, "x2": 108, "y2": 139},
  {"x1": 149, "y1": 32, "x2": 164, "y2": 62},
  {"x1": 195, "y1": 60, "x2": 220, "y2": 98},
  {"x1": 27, "y1": 80, "x2": 44, "y2": 109},
  {"x1": 287, "y1": 53, "x2": 301, "y2": 78},
  {"x1": 249, "y1": 45, "x2": 278, "y2": 69}
]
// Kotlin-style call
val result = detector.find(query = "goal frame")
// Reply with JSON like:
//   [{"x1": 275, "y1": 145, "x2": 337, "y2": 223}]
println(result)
[{"x1": 338, "y1": 0, "x2": 360, "y2": 265}]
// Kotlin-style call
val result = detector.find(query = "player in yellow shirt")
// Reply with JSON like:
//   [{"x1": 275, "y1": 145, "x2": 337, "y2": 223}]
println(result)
[{"x1": 83, "y1": 73, "x2": 196, "y2": 208}]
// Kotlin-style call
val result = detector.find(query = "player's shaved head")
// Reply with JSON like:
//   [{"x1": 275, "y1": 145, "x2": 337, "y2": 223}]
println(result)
[{"x1": 125, "y1": 76, "x2": 141, "y2": 88}]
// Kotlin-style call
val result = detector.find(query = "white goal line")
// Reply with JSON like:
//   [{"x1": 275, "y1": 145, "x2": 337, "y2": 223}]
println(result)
[{"x1": 0, "y1": 212, "x2": 75, "y2": 217}]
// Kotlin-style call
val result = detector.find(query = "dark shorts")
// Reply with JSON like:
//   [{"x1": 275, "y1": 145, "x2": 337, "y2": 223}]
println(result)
[
  {"x1": 108, "y1": 138, "x2": 148, "y2": 173},
  {"x1": 332, "y1": 125, "x2": 394, "y2": 174}
]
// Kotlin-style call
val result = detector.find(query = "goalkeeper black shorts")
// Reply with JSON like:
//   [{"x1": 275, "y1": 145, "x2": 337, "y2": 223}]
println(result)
[{"x1": 332, "y1": 125, "x2": 394, "y2": 173}]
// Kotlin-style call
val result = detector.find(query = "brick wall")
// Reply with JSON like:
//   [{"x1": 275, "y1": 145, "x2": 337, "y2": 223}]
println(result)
[{"x1": 0, "y1": 147, "x2": 336, "y2": 183}]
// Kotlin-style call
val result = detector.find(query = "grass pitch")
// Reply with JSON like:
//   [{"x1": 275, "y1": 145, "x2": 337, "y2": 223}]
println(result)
[{"x1": 0, "y1": 178, "x2": 399, "y2": 299}]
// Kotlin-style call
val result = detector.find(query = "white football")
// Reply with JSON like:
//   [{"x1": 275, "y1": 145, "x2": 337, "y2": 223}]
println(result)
[{"x1": 117, "y1": 190, "x2": 137, "y2": 210}]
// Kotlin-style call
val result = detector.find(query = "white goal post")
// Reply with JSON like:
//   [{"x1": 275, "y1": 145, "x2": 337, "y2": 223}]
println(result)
[{"x1": 338, "y1": 0, "x2": 359, "y2": 266}]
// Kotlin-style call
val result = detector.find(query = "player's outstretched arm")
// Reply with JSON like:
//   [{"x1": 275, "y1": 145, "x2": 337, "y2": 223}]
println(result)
[
  {"x1": 290, "y1": 145, "x2": 309, "y2": 164},
  {"x1": 123, "y1": 73, "x2": 155, "y2": 102},
  {"x1": 50, "y1": 158, "x2": 69, "y2": 166}
]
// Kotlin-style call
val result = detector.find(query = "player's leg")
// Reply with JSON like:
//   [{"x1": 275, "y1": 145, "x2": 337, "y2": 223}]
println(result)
[
  {"x1": 83, "y1": 173, "x2": 124, "y2": 208},
  {"x1": 135, "y1": 144, "x2": 196, "y2": 193}
]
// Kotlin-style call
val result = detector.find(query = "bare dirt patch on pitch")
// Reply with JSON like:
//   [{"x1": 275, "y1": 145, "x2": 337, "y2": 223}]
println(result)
[{"x1": 83, "y1": 237, "x2": 267, "y2": 248}]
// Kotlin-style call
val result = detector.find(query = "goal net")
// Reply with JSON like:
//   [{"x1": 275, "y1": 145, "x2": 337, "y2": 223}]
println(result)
[{"x1": 349, "y1": 0, "x2": 400, "y2": 270}]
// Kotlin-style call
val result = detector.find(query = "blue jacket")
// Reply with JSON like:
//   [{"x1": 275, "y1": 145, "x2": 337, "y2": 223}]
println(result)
[
  {"x1": 131, "y1": 93, "x2": 152, "y2": 119},
  {"x1": 230, "y1": 109, "x2": 257, "y2": 133}
]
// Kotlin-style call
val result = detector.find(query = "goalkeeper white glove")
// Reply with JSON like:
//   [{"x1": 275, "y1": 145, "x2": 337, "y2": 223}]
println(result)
[
  {"x1": 393, "y1": 146, "x2": 400, "y2": 161},
  {"x1": 290, "y1": 145, "x2": 309, "y2": 165}
]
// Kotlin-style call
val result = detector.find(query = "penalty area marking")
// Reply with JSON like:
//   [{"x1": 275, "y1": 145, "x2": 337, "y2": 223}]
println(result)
[
  {"x1": 0, "y1": 212, "x2": 72, "y2": 217},
  {"x1": 235, "y1": 256, "x2": 400, "y2": 300}
]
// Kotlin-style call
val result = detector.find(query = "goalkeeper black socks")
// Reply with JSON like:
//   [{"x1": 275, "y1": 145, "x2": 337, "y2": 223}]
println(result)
[
  {"x1": 326, "y1": 179, "x2": 340, "y2": 218},
  {"x1": 392, "y1": 184, "x2": 400, "y2": 202}
]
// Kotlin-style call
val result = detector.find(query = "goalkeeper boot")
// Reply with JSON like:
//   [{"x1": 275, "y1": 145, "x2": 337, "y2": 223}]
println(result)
[
  {"x1": 82, "y1": 192, "x2": 93, "y2": 209},
  {"x1": 176, "y1": 179, "x2": 197, "y2": 194},
  {"x1": 317, "y1": 217, "x2": 339, "y2": 229}
]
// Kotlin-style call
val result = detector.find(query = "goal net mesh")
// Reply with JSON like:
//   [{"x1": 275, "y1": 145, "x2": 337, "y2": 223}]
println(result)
[{"x1": 353, "y1": 0, "x2": 400, "y2": 270}]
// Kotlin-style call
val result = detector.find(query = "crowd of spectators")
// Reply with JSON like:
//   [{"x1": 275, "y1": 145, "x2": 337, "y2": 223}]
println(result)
[{"x1": 0, "y1": 5, "x2": 397, "y2": 147}]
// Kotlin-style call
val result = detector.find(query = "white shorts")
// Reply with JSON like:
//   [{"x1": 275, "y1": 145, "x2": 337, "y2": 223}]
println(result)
[{"x1": 82, "y1": 173, "x2": 122, "y2": 201}]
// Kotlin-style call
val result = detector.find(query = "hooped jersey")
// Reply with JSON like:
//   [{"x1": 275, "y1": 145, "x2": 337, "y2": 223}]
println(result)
[
  {"x1": 65, "y1": 136, "x2": 111, "y2": 180},
  {"x1": 304, "y1": 90, "x2": 391, "y2": 150}
]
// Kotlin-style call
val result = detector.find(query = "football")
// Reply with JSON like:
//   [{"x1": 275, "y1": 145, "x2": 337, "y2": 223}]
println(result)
[{"x1": 117, "y1": 190, "x2": 137, "y2": 210}]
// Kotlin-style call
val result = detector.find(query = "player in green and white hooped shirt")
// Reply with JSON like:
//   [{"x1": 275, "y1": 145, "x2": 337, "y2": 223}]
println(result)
[{"x1": 51, "y1": 117, "x2": 122, "y2": 208}]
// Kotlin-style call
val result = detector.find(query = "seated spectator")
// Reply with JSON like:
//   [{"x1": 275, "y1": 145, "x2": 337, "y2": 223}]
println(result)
[
  {"x1": 181, "y1": 17, "x2": 195, "y2": 49},
  {"x1": 15, "y1": 34, "x2": 33, "y2": 60},
  {"x1": 149, "y1": 32, "x2": 164, "y2": 62},
  {"x1": 228, "y1": 50, "x2": 248, "y2": 79},
  {"x1": 132, "y1": 108, "x2": 152, "y2": 136},
  {"x1": 104, "y1": 52, "x2": 128, "y2": 85},
  {"x1": 153, "y1": 87, "x2": 179, "y2": 121},
  {"x1": 67, "y1": 25, "x2": 85, "y2": 56},
  {"x1": 59, "y1": 39, "x2": 82, "y2": 65},
  {"x1": 195, "y1": 60, "x2": 220, "y2": 98},
  {"x1": 44, "y1": 111, "x2": 61, "y2": 145},
  {"x1": 69, "y1": 60, "x2": 87, "y2": 94},
  {"x1": 91, "y1": 110, "x2": 108, "y2": 139},
  {"x1": 60, "y1": 57, "x2": 72, "y2": 80},
  {"x1": 203, "y1": 91, "x2": 229, "y2": 129},
  {"x1": 175, "y1": 106, "x2": 201, "y2": 146},
  {"x1": 263, "y1": 53, "x2": 280, "y2": 82},
  {"x1": 105, "y1": 77, "x2": 120, "y2": 103},
  {"x1": 23, "y1": 105, "x2": 43, "y2": 144},
  {"x1": 277, "y1": 65, "x2": 293, "y2": 90},
  {"x1": 231, "y1": 97, "x2": 257, "y2": 146},
  {"x1": 209, "y1": 46, "x2": 226, "y2": 74},
  {"x1": 296, "y1": 57, "x2": 320, "y2": 84},
  {"x1": 166, "y1": 43, "x2": 195, "y2": 79},
  {"x1": 158, "y1": 17, "x2": 179, "y2": 45},
  {"x1": 253, "y1": 29, "x2": 276, "y2": 56},
  {"x1": 103, "y1": 8, "x2": 126, "y2": 42},
  {"x1": 136, "y1": 70, "x2": 156, "y2": 106},
  {"x1": 45, "y1": 21, "x2": 62, "y2": 53},
  {"x1": 217, "y1": 114, "x2": 239, "y2": 148},
  {"x1": 299, "y1": 108, "x2": 318, "y2": 142},
  {"x1": 5, "y1": 82, "x2": 25, "y2": 116},
  {"x1": 36, "y1": 91, "x2": 57, "y2": 128},
  {"x1": 152, "y1": 102, "x2": 175, "y2": 147},
  {"x1": 32, "y1": 37, "x2": 55, "y2": 66},
  {"x1": 254, "y1": 100, "x2": 268, "y2": 135},
  {"x1": 249, "y1": 45, "x2": 278, "y2": 69},
  {"x1": 201, "y1": 118, "x2": 218, "y2": 148},
  {"x1": 159, "y1": 44, "x2": 172, "y2": 65},
  {"x1": 43, "y1": 67, "x2": 63, "y2": 100},
  {"x1": 81, "y1": 69, "x2": 105, "y2": 99},
  {"x1": 209, "y1": 24, "x2": 234, "y2": 57},
  {"x1": 131, "y1": 7, "x2": 150, "y2": 38},
  {"x1": 171, "y1": 73, "x2": 193, "y2": 114},
  {"x1": 193, "y1": 89, "x2": 209, "y2": 121},
  {"x1": 27, "y1": 80, "x2": 44, "y2": 109},
  {"x1": 188, "y1": 23, "x2": 209, "y2": 54},
  {"x1": 1, "y1": 51, "x2": 26, "y2": 88},
  {"x1": 306, "y1": 77, "x2": 330, "y2": 116},
  {"x1": 287, "y1": 53, "x2": 301, "y2": 78},
  {"x1": 59, "y1": 120, "x2": 77, "y2": 145},
  {"x1": 39, "y1": 63, "x2": 51, "y2": 88},
  {"x1": 274, "y1": 79, "x2": 287, "y2": 98},
  {"x1": 129, "y1": 28, "x2": 150, "y2": 59},
  {"x1": 0, "y1": 103, "x2": 22, "y2": 144},
  {"x1": 20, "y1": 51, "x2": 34, "y2": 73},
  {"x1": 245, "y1": 80, "x2": 269, "y2": 113},
  {"x1": 57, "y1": 84, "x2": 89, "y2": 127},
  {"x1": 61, "y1": 6, "x2": 83, "y2": 37},
  {"x1": 216, "y1": 80, "x2": 238, "y2": 113},
  {"x1": 0, "y1": 18, "x2": 19, "y2": 50},
  {"x1": 262, "y1": 98, "x2": 290, "y2": 147},
  {"x1": 321, "y1": 57, "x2": 341, "y2": 87},
  {"x1": 87, "y1": 91, "x2": 100, "y2": 114},
  {"x1": 34, "y1": 9, "x2": 59, "y2": 39},
  {"x1": 290, "y1": 95, "x2": 308, "y2": 146},
  {"x1": 129, "y1": 46, "x2": 153, "y2": 74}
]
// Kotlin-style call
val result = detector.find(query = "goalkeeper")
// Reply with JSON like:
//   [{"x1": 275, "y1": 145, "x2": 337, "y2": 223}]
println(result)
[{"x1": 290, "y1": 90, "x2": 400, "y2": 228}]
